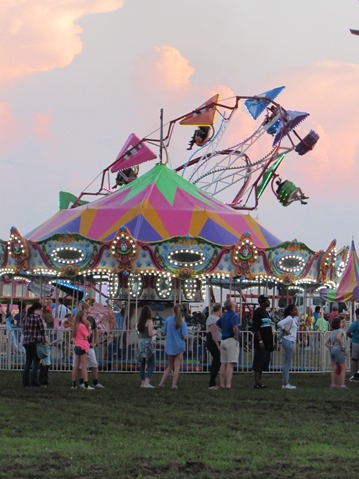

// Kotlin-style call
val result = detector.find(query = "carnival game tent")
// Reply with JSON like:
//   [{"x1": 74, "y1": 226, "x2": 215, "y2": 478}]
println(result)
[
  {"x1": 26, "y1": 164, "x2": 281, "y2": 248},
  {"x1": 320, "y1": 240, "x2": 359, "y2": 303}
]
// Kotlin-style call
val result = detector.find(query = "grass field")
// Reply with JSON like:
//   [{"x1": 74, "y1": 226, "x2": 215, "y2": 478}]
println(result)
[{"x1": 0, "y1": 371, "x2": 358, "y2": 479}]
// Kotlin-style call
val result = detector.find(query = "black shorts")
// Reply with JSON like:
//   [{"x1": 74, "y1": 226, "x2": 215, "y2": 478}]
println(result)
[
  {"x1": 252, "y1": 349, "x2": 271, "y2": 372},
  {"x1": 74, "y1": 346, "x2": 86, "y2": 356}
]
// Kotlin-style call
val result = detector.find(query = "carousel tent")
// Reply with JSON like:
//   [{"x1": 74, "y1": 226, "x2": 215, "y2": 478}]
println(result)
[
  {"x1": 26, "y1": 164, "x2": 281, "y2": 248},
  {"x1": 320, "y1": 240, "x2": 359, "y2": 303}
]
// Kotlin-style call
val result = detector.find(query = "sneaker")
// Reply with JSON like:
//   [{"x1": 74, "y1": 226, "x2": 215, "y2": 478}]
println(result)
[
  {"x1": 208, "y1": 386, "x2": 220, "y2": 390},
  {"x1": 79, "y1": 383, "x2": 86, "y2": 389},
  {"x1": 349, "y1": 375, "x2": 355, "y2": 382},
  {"x1": 282, "y1": 384, "x2": 297, "y2": 389},
  {"x1": 94, "y1": 383, "x2": 105, "y2": 389},
  {"x1": 71, "y1": 386, "x2": 77, "y2": 390},
  {"x1": 143, "y1": 384, "x2": 155, "y2": 389},
  {"x1": 85, "y1": 385, "x2": 95, "y2": 390},
  {"x1": 253, "y1": 384, "x2": 267, "y2": 389}
]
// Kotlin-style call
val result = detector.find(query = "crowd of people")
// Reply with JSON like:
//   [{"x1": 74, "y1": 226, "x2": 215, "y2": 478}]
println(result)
[
  {"x1": 2, "y1": 293, "x2": 358, "y2": 391},
  {"x1": 132, "y1": 296, "x2": 357, "y2": 391},
  {"x1": 20, "y1": 299, "x2": 105, "y2": 389}
]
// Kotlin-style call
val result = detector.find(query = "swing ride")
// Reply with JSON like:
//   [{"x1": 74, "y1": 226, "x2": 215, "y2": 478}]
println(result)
[{"x1": 72, "y1": 86, "x2": 319, "y2": 211}]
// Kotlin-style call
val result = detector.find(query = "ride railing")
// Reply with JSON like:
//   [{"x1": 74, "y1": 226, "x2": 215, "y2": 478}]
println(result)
[{"x1": 0, "y1": 328, "x2": 351, "y2": 373}]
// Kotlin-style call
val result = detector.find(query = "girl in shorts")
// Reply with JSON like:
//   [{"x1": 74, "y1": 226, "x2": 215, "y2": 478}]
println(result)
[
  {"x1": 325, "y1": 316, "x2": 346, "y2": 389},
  {"x1": 71, "y1": 309, "x2": 93, "y2": 390},
  {"x1": 158, "y1": 305, "x2": 188, "y2": 390}
]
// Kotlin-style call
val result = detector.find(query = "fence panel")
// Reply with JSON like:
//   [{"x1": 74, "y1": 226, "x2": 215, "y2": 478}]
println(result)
[{"x1": 0, "y1": 328, "x2": 350, "y2": 374}]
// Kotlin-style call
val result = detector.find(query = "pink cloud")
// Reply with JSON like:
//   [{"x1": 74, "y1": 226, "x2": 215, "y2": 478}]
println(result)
[
  {"x1": 32, "y1": 112, "x2": 53, "y2": 140},
  {"x1": 136, "y1": 45, "x2": 195, "y2": 91},
  {"x1": 275, "y1": 61, "x2": 359, "y2": 197},
  {"x1": 0, "y1": 0, "x2": 124, "y2": 85},
  {"x1": 0, "y1": 102, "x2": 23, "y2": 151}
]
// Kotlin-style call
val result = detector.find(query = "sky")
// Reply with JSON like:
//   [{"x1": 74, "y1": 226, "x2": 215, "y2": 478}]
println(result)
[{"x1": 1, "y1": 0, "x2": 359, "y2": 254}]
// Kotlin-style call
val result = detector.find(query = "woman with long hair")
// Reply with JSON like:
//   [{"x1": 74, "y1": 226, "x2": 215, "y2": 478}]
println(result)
[
  {"x1": 137, "y1": 305, "x2": 156, "y2": 388},
  {"x1": 158, "y1": 304, "x2": 188, "y2": 389},
  {"x1": 22, "y1": 301, "x2": 46, "y2": 387},
  {"x1": 71, "y1": 309, "x2": 94, "y2": 390},
  {"x1": 278, "y1": 304, "x2": 299, "y2": 389}
]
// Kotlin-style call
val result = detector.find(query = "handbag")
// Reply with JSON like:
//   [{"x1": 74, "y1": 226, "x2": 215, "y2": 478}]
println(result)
[{"x1": 36, "y1": 343, "x2": 49, "y2": 359}]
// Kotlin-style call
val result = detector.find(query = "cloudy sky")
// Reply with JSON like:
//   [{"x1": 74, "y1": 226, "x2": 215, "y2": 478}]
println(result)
[{"x1": 1, "y1": 0, "x2": 359, "y2": 253}]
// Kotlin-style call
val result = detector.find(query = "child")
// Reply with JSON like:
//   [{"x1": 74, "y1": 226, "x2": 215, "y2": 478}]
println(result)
[
  {"x1": 71, "y1": 309, "x2": 94, "y2": 390},
  {"x1": 325, "y1": 316, "x2": 347, "y2": 389},
  {"x1": 136, "y1": 305, "x2": 156, "y2": 389}
]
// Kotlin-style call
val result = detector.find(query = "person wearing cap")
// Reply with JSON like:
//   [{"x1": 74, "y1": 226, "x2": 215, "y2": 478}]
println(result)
[{"x1": 252, "y1": 295, "x2": 274, "y2": 389}]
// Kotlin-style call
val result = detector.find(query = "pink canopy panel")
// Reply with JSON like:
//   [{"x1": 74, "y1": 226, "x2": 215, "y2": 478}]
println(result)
[
  {"x1": 335, "y1": 241, "x2": 359, "y2": 302},
  {"x1": 320, "y1": 241, "x2": 359, "y2": 303},
  {"x1": 26, "y1": 164, "x2": 282, "y2": 248},
  {"x1": 110, "y1": 133, "x2": 157, "y2": 173}
]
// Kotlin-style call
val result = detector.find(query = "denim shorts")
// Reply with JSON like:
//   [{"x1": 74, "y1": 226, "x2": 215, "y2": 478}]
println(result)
[
  {"x1": 74, "y1": 346, "x2": 86, "y2": 356},
  {"x1": 331, "y1": 348, "x2": 345, "y2": 364}
]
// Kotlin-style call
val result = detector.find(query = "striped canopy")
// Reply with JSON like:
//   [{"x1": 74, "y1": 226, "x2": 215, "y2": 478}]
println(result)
[
  {"x1": 320, "y1": 240, "x2": 359, "y2": 303},
  {"x1": 26, "y1": 164, "x2": 281, "y2": 248}
]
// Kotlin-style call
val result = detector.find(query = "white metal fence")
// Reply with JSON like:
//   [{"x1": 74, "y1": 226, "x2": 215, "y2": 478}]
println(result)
[{"x1": 0, "y1": 328, "x2": 350, "y2": 373}]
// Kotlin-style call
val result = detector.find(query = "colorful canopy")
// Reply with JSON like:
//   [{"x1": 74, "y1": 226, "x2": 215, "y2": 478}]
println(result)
[
  {"x1": 26, "y1": 164, "x2": 281, "y2": 248},
  {"x1": 272, "y1": 110, "x2": 309, "y2": 147},
  {"x1": 110, "y1": 133, "x2": 157, "y2": 173},
  {"x1": 320, "y1": 240, "x2": 359, "y2": 302},
  {"x1": 179, "y1": 94, "x2": 219, "y2": 126},
  {"x1": 244, "y1": 86, "x2": 285, "y2": 120},
  {"x1": 58, "y1": 191, "x2": 88, "y2": 210}
]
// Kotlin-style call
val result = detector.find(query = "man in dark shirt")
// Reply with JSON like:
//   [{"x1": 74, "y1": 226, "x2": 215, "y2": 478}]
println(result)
[{"x1": 252, "y1": 295, "x2": 274, "y2": 389}]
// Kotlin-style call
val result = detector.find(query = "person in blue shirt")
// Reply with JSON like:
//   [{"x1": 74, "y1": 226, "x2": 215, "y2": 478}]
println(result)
[
  {"x1": 216, "y1": 298, "x2": 239, "y2": 390},
  {"x1": 158, "y1": 305, "x2": 188, "y2": 389},
  {"x1": 347, "y1": 308, "x2": 359, "y2": 381}
]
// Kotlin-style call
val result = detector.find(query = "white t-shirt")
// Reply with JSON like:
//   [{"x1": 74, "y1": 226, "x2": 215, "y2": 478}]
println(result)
[
  {"x1": 206, "y1": 314, "x2": 221, "y2": 342},
  {"x1": 55, "y1": 303, "x2": 70, "y2": 319},
  {"x1": 278, "y1": 315, "x2": 298, "y2": 342}
]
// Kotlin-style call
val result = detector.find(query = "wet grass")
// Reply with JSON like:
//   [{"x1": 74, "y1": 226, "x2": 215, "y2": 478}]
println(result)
[{"x1": 0, "y1": 371, "x2": 358, "y2": 478}]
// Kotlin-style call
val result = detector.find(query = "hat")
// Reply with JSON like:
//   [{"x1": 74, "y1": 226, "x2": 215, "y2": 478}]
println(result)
[{"x1": 258, "y1": 294, "x2": 269, "y2": 304}]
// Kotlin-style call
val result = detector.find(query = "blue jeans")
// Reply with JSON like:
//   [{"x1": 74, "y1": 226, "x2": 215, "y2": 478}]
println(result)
[
  {"x1": 282, "y1": 338, "x2": 295, "y2": 384},
  {"x1": 140, "y1": 354, "x2": 155, "y2": 380},
  {"x1": 23, "y1": 343, "x2": 40, "y2": 386}
]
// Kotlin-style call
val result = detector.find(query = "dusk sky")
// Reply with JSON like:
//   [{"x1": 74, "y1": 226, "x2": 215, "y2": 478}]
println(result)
[{"x1": 1, "y1": 0, "x2": 359, "y2": 254}]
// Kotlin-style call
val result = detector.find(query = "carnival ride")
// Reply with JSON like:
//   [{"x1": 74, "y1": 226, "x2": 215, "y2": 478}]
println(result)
[
  {"x1": 71, "y1": 86, "x2": 319, "y2": 211},
  {"x1": 1, "y1": 84, "x2": 347, "y2": 310}
]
